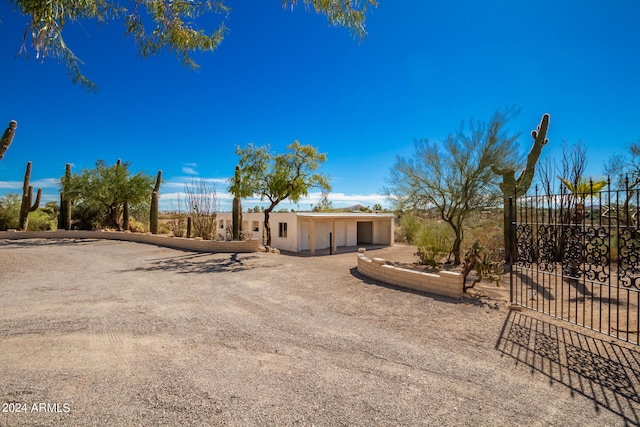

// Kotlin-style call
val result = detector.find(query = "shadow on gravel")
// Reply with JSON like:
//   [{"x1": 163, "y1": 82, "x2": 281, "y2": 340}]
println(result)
[
  {"x1": 117, "y1": 253, "x2": 261, "y2": 274},
  {"x1": 0, "y1": 238, "x2": 112, "y2": 247},
  {"x1": 496, "y1": 310, "x2": 640, "y2": 425}
]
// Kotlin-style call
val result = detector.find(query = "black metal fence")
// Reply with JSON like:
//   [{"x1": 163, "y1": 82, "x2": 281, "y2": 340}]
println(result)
[{"x1": 509, "y1": 185, "x2": 640, "y2": 345}]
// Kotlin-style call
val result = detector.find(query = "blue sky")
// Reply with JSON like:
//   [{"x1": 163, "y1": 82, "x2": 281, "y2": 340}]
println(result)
[{"x1": 0, "y1": 0, "x2": 639, "y2": 211}]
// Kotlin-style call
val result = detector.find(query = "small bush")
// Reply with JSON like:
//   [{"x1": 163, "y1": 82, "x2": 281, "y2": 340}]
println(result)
[
  {"x1": 166, "y1": 213, "x2": 187, "y2": 237},
  {"x1": 128, "y1": 218, "x2": 146, "y2": 233},
  {"x1": 399, "y1": 212, "x2": 421, "y2": 244},
  {"x1": 463, "y1": 210, "x2": 505, "y2": 262},
  {"x1": 462, "y1": 240, "x2": 504, "y2": 291},
  {"x1": 416, "y1": 222, "x2": 453, "y2": 267},
  {"x1": 0, "y1": 194, "x2": 20, "y2": 230},
  {"x1": 27, "y1": 210, "x2": 56, "y2": 231}
]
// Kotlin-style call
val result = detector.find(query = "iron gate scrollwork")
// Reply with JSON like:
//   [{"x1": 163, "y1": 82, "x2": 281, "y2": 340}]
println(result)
[{"x1": 509, "y1": 186, "x2": 640, "y2": 345}]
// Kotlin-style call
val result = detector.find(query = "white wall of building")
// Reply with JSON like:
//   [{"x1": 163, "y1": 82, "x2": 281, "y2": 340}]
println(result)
[{"x1": 217, "y1": 212, "x2": 394, "y2": 253}]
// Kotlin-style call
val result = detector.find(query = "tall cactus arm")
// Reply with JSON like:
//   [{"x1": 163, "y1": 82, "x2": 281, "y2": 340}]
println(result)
[
  {"x1": 514, "y1": 113, "x2": 550, "y2": 195},
  {"x1": 0, "y1": 120, "x2": 17, "y2": 160},
  {"x1": 153, "y1": 170, "x2": 162, "y2": 193},
  {"x1": 494, "y1": 114, "x2": 550, "y2": 197},
  {"x1": 30, "y1": 187, "x2": 42, "y2": 212},
  {"x1": 19, "y1": 161, "x2": 42, "y2": 230},
  {"x1": 494, "y1": 114, "x2": 550, "y2": 263}
]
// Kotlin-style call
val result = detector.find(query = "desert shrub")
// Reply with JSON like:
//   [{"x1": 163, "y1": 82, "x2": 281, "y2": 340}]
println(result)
[
  {"x1": 167, "y1": 214, "x2": 187, "y2": 236},
  {"x1": 416, "y1": 222, "x2": 453, "y2": 267},
  {"x1": 158, "y1": 222, "x2": 171, "y2": 234},
  {"x1": 166, "y1": 196, "x2": 188, "y2": 237},
  {"x1": 27, "y1": 210, "x2": 56, "y2": 231},
  {"x1": 399, "y1": 212, "x2": 421, "y2": 244},
  {"x1": 128, "y1": 218, "x2": 146, "y2": 233},
  {"x1": 0, "y1": 193, "x2": 20, "y2": 230},
  {"x1": 184, "y1": 178, "x2": 218, "y2": 240},
  {"x1": 462, "y1": 240, "x2": 504, "y2": 291},
  {"x1": 71, "y1": 202, "x2": 104, "y2": 230},
  {"x1": 462, "y1": 210, "x2": 505, "y2": 262}
]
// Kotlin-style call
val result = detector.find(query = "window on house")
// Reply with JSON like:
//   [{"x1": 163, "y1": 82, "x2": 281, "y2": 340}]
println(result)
[{"x1": 278, "y1": 222, "x2": 287, "y2": 238}]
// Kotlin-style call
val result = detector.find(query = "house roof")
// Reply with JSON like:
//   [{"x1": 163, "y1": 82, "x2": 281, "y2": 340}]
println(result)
[{"x1": 294, "y1": 212, "x2": 395, "y2": 220}]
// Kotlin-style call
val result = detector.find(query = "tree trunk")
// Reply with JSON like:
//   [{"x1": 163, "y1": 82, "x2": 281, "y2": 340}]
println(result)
[
  {"x1": 263, "y1": 208, "x2": 272, "y2": 246},
  {"x1": 109, "y1": 206, "x2": 121, "y2": 230},
  {"x1": 123, "y1": 200, "x2": 130, "y2": 231},
  {"x1": 443, "y1": 218, "x2": 463, "y2": 265},
  {"x1": 452, "y1": 236, "x2": 462, "y2": 265}
]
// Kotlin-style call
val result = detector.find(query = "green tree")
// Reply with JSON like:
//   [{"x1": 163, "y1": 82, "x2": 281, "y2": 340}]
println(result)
[
  {"x1": 63, "y1": 160, "x2": 155, "y2": 230},
  {"x1": 0, "y1": 193, "x2": 21, "y2": 230},
  {"x1": 312, "y1": 198, "x2": 334, "y2": 212},
  {"x1": 231, "y1": 141, "x2": 331, "y2": 246},
  {"x1": 10, "y1": 0, "x2": 377, "y2": 91},
  {"x1": 385, "y1": 109, "x2": 520, "y2": 264}
]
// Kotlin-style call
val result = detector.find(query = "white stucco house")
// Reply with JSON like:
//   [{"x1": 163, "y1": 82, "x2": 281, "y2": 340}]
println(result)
[{"x1": 216, "y1": 212, "x2": 395, "y2": 254}]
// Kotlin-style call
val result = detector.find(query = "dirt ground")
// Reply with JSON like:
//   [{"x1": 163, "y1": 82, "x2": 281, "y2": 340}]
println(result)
[{"x1": 1, "y1": 239, "x2": 639, "y2": 426}]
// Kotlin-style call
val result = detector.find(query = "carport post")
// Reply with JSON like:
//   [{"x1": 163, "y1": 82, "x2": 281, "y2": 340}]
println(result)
[
  {"x1": 332, "y1": 219, "x2": 337, "y2": 254},
  {"x1": 329, "y1": 232, "x2": 333, "y2": 255},
  {"x1": 309, "y1": 218, "x2": 316, "y2": 255}
]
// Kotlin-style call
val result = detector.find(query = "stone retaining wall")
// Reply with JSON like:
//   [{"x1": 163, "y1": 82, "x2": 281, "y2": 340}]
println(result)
[
  {"x1": 0, "y1": 230, "x2": 260, "y2": 253},
  {"x1": 357, "y1": 248, "x2": 463, "y2": 298}
]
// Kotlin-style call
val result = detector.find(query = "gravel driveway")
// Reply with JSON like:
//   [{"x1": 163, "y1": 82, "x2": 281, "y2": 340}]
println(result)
[{"x1": 1, "y1": 239, "x2": 639, "y2": 426}]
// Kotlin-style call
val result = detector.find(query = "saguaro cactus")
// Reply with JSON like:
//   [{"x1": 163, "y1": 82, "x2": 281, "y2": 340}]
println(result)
[
  {"x1": 0, "y1": 120, "x2": 17, "y2": 160},
  {"x1": 494, "y1": 113, "x2": 550, "y2": 262},
  {"x1": 115, "y1": 159, "x2": 130, "y2": 231},
  {"x1": 59, "y1": 163, "x2": 73, "y2": 230},
  {"x1": 150, "y1": 170, "x2": 162, "y2": 234},
  {"x1": 232, "y1": 165, "x2": 243, "y2": 240},
  {"x1": 19, "y1": 161, "x2": 42, "y2": 230},
  {"x1": 186, "y1": 216, "x2": 192, "y2": 238}
]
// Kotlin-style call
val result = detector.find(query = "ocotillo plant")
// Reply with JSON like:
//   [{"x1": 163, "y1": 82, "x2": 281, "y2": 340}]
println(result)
[
  {"x1": 19, "y1": 161, "x2": 42, "y2": 230},
  {"x1": 0, "y1": 120, "x2": 17, "y2": 160},
  {"x1": 232, "y1": 165, "x2": 242, "y2": 240},
  {"x1": 150, "y1": 170, "x2": 162, "y2": 234},
  {"x1": 494, "y1": 113, "x2": 550, "y2": 262},
  {"x1": 59, "y1": 163, "x2": 73, "y2": 230}
]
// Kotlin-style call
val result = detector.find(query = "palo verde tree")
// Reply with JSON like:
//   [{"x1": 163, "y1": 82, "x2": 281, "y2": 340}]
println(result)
[
  {"x1": 9, "y1": 0, "x2": 377, "y2": 91},
  {"x1": 63, "y1": 159, "x2": 155, "y2": 230},
  {"x1": 230, "y1": 141, "x2": 331, "y2": 247},
  {"x1": 385, "y1": 108, "x2": 520, "y2": 265}
]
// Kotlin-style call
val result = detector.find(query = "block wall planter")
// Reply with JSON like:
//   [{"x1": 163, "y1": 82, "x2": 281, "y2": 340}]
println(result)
[{"x1": 356, "y1": 248, "x2": 463, "y2": 298}]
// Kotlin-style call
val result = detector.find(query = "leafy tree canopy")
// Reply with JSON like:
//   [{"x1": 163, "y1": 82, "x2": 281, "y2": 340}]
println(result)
[
  {"x1": 231, "y1": 140, "x2": 330, "y2": 245},
  {"x1": 385, "y1": 108, "x2": 520, "y2": 264},
  {"x1": 0, "y1": 193, "x2": 21, "y2": 230},
  {"x1": 9, "y1": 0, "x2": 377, "y2": 90},
  {"x1": 62, "y1": 159, "x2": 155, "y2": 230}
]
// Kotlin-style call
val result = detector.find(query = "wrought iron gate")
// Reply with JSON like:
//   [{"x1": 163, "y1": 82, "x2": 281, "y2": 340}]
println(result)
[{"x1": 509, "y1": 186, "x2": 640, "y2": 345}]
